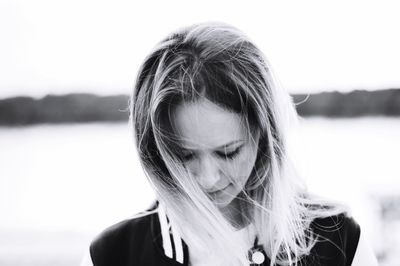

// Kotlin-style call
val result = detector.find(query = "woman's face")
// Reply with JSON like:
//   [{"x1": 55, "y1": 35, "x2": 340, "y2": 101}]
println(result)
[{"x1": 171, "y1": 99, "x2": 260, "y2": 209}]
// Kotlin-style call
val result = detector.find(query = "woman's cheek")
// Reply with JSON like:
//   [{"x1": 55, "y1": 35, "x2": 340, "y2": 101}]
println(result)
[{"x1": 223, "y1": 159, "x2": 253, "y2": 185}]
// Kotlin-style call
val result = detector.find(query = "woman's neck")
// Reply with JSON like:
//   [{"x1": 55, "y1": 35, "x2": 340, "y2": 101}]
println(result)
[{"x1": 219, "y1": 196, "x2": 251, "y2": 229}]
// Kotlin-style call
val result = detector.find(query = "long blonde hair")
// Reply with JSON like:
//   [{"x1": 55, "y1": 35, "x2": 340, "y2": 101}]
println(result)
[{"x1": 131, "y1": 22, "x2": 345, "y2": 265}]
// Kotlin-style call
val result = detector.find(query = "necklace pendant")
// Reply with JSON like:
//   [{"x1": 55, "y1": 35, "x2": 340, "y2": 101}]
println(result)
[{"x1": 248, "y1": 244, "x2": 266, "y2": 265}]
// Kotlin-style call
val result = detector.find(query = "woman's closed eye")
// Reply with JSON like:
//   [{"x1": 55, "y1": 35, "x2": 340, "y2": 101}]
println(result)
[
  {"x1": 182, "y1": 152, "x2": 195, "y2": 161},
  {"x1": 181, "y1": 147, "x2": 242, "y2": 162},
  {"x1": 215, "y1": 147, "x2": 242, "y2": 160}
]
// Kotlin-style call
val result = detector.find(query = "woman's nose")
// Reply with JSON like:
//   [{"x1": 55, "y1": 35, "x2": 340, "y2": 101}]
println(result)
[{"x1": 195, "y1": 156, "x2": 221, "y2": 191}]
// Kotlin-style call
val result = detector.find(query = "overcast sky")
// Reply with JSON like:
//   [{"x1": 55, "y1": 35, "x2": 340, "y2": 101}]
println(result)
[{"x1": 1, "y1": 0, "x2": 400, "y2": 98}]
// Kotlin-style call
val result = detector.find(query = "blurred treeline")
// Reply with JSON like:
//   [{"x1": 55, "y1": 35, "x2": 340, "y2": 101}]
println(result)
[
  {"x1": 0, "y1": 89, "x2": 399, "y2": 125},
  {"x1": 292, "y1": 89, "x2": 400, "y2": 117},
  {"x1": 0, "y1": 94, "x2": 129, "y2": 125}
]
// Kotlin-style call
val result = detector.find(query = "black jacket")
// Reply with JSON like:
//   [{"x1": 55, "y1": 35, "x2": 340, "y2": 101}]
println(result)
[{"x1": 89, "y1": 203, "x2": 360, "y2": 266}]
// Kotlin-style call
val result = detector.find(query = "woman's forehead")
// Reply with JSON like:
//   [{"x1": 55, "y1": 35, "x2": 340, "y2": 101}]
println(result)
[{"x1": 171, "y1": 99, "x2": 249, "y2": 149}]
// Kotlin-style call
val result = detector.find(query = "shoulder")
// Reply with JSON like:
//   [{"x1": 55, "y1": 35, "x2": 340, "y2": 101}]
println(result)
[
  {"x1": 307, "y1": 213, "x2": 361, "y2": 266},
  {"x1": 89, "y1": 206, "x2": 160, "y2": 266},
  {"x1": 91, "y1": 208, "x2": 157, "y2": 245},
  {"x1": 311, "y1": 212, "x2": 360, "y2": 242}
]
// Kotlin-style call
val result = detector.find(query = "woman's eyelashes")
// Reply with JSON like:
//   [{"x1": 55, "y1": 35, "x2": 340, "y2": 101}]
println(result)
[
  {"x1": 182, "y1": 152, "x2": 195, "y2": 161},
  {"x1": 181, "y1": 146, "x2": 242, "y2": 162},
  {"x1": 215, "y1": 147, "x2": 241, "y2": 160}
]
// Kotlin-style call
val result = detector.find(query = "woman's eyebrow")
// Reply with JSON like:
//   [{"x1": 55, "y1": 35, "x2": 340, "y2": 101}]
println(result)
[{"x1": 215, "y1": 140, "x2": 245, "y2": 150}]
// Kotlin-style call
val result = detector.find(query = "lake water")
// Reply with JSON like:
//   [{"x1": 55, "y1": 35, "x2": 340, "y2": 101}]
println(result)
[{"x1": 0, "y1": 118, "x2": 399, "y2": 265}]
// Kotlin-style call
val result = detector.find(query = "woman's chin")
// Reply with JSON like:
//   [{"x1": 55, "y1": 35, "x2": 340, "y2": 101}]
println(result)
[
  {"x1": 210, "y1": 184, "x2": 241, "y2": 208},
  {"x1": 213, "y1": 198, "x2": 234, "y2": 208}
]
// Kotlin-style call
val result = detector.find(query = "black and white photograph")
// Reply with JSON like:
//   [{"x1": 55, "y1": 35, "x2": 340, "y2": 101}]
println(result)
[{"x1": 1, "y1": 0, "x2": 399, "y2": 265}]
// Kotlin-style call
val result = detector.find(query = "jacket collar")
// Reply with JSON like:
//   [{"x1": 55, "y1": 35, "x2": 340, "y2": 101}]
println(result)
[
  {"x1": 150, "y1": 202, "x2": 269, "y2": 266},
  {"x1": 150, "y1": 202, "x2": 189, "y2": 265}
]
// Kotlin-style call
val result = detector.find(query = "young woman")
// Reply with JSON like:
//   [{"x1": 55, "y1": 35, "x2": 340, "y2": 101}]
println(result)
[{"x1": 82, "y1": 22, "x2": 377, "y2": 266}]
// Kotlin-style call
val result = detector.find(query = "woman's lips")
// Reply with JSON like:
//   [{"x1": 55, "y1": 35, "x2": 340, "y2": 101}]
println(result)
[{"x1": 207, "y1": 184, "x2": 231, "y2": 196}]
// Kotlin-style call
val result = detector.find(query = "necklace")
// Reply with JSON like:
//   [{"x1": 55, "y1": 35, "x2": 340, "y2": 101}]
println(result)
[{"x1": 248, "y1": 236, "x2": 268, "y2": 265}]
